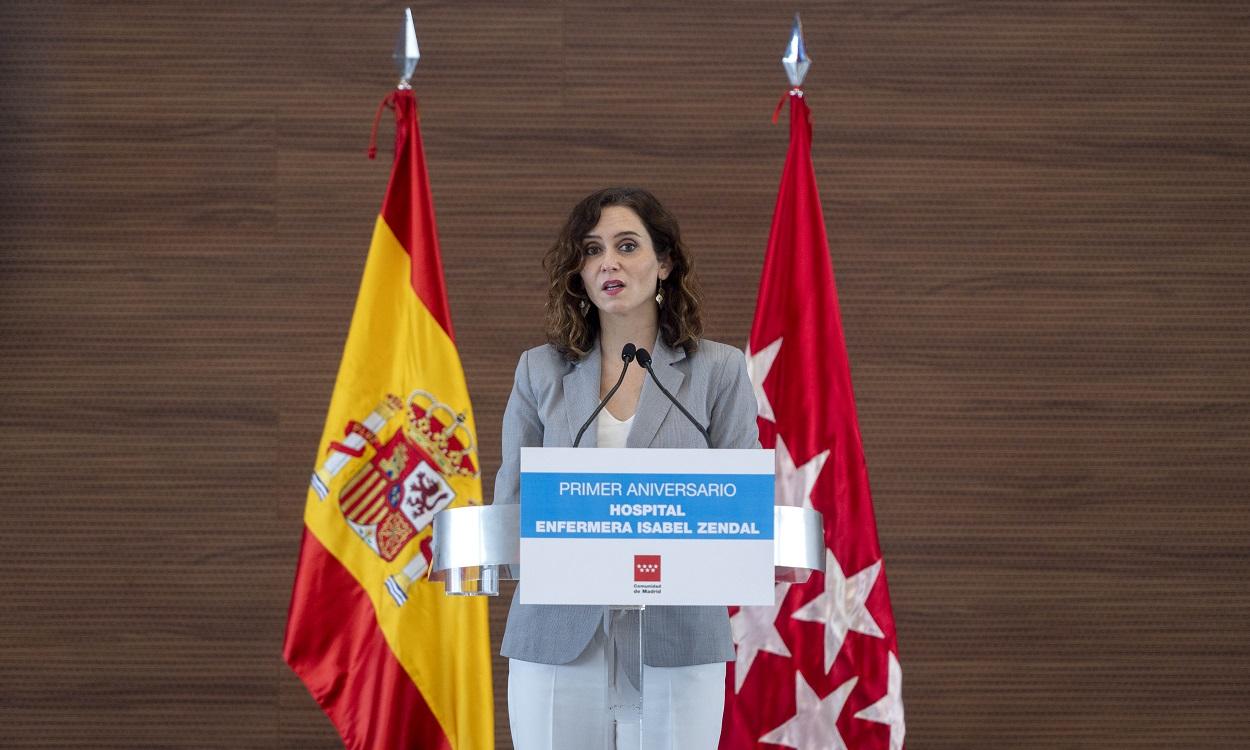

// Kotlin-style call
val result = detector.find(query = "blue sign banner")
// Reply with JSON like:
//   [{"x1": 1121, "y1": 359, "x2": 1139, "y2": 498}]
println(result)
[{"x1": 520, "y1": 471, "x2": 774, "y2": 540}]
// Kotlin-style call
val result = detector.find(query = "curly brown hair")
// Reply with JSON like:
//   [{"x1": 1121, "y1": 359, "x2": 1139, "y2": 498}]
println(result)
[{"x1": 544, "y1": 187, "x2": 704, "y2": 362}]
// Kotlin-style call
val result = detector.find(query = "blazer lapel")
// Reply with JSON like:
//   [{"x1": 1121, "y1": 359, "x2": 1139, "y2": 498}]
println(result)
[
  {"x1": 627, "y1": 338, "x2": 687, "y2": 448},
  {"x1": 563, "y1": 339, "x2": 602, "y2": 448}
]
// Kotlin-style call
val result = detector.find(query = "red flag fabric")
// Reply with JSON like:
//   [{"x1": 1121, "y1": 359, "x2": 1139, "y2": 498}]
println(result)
[{"x1": 721, "y1": 92, "x2": 905, "y2": 749}]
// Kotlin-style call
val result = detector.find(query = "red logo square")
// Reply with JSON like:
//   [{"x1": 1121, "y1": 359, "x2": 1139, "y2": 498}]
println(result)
[{"x1": 634, "y1": 555, "x2": 661, "y2": 582}]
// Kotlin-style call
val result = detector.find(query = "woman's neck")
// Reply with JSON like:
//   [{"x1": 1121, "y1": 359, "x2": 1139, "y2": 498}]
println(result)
[{"x1": 598, "y1": 311, "x2": 659, "y2": 362}]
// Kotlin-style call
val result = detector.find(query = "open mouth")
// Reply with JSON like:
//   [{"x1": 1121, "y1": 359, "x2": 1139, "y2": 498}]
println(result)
[{"x1": 602, "y1": 281, "x2": 625, "y2": 293}]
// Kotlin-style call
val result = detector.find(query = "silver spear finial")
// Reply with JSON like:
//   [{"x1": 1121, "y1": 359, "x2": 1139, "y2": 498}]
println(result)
[
  {"x1": 393, "y1": 8, "x2": 421, "y2": 89},
  {"x1": 782, "y1": 12, "x2": 811, "y2": 88}
]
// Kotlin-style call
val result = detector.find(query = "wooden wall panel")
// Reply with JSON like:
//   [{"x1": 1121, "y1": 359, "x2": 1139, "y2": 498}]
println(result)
[{"x1": 1, "y1": 1, "x2": 1247, "y2": 747}]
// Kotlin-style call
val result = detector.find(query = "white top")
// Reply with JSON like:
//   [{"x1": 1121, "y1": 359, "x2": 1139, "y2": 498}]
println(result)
[{"x1": 595, "y1": 409, "x2": 634, "y2": 449}]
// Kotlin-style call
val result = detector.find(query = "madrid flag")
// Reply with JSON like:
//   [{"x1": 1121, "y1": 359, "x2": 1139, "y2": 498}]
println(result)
[
  {"x1": 284, "y1": 89, "x2": 494, "y2": 749},
  {"x1": 721, "y1": 91, "x2": 905, "y2": 749}
]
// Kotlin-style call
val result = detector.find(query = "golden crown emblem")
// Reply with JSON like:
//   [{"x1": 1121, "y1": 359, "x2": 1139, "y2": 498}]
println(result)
[{"x1": 403, "y1": 389, "x2": 478, "y2": 478}]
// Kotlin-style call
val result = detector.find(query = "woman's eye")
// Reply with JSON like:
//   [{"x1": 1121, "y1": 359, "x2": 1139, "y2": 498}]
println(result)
[
  {"x1": 584, "y1": 245, "x2": 602, "y2": 256},
  {"x1": 620, "y1": 242, "x2": 637, "y2": 253}
]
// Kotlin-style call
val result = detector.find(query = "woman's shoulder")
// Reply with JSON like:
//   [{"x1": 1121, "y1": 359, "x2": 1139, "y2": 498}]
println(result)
[
  {"x1": 689, "y1": 337, "x2": 747, "y2": 365},
  {"x1": 515, "y1": 342, "x2": 576, "y2": 376}
]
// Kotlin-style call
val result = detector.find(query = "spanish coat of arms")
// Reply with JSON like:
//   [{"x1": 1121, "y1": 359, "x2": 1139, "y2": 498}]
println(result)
[{"x1": 310, "y1": 390, "x2": 478, "y2": 605}]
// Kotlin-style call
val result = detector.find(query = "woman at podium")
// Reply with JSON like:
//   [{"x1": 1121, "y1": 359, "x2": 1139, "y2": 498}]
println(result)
[{"x1": 493, "y1": 187, "x2": 760, "y2": 748}]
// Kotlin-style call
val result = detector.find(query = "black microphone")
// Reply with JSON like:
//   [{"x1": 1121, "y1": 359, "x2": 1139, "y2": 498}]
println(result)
[
  {"x1": 573, "y1": 343, "x2": 637, "y2": 447},
  {"x1": 635, "y1": 348, "x2": 711, "y2": 448}
]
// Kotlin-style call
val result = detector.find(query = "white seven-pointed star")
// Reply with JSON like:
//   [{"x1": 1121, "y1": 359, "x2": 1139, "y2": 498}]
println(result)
[
  {"x1": 746, "y1": 337, "x2": 782, "y2": 422},
  {"x1": 730, "y1": 582, "x2": 792, "y2": 692},
  {"x1": 760, "y1": 672, "x2": 858, "y2": 749},
  {"x1": 791, "y1": 551, "x2": 885, "y2": 672},
  {"x1": 854, "y1": 651, "x2": 905, "y2": 750},
  {"x1": 775, "y1": 434, "x2": 830, "y2": 510}
]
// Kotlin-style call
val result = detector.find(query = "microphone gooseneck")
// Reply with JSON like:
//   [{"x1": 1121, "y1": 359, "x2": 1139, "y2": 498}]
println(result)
[
  {"x1": 573, "y1": 343, "x2": 638, "y2": 447},
  {"x1": 634, "y1": 348, "x2": 712, "y2": 448}
]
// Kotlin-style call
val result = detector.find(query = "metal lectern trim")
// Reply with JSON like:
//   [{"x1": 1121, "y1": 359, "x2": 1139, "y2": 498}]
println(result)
[{"x1": 429, "y1": 504, "x2": 520, "y2": 596}]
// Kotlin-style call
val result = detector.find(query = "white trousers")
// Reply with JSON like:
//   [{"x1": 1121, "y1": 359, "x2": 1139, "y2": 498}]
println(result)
[{"x1": 507, "y1": 625, "x2": 726, "y2": 749}]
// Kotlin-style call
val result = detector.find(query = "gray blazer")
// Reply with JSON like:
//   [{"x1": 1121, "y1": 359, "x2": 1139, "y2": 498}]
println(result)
[{"x1": 494, "y1": 336, "x2": 761, "y2": 666}]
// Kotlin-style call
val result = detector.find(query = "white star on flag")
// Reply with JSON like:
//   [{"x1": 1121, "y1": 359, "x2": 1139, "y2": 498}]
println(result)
[
  {"x1": 746, "y1": 337, "x2": 782, "y2": 422},
  {"x1": 760, "y1": 672, "x2": 858, "y2": 750},
  {"x1": 854, "y1": 651, "x2": 906, "y2": 750},
  {"x1": 730, "y1": 582, "x2": 792, "y2": 692},
  {"x1": 775, "y1": 433, "x2": 829, "y2": 510},
  {"x1": 791, "y1": 551, "x2": 885, "y2": 672}
]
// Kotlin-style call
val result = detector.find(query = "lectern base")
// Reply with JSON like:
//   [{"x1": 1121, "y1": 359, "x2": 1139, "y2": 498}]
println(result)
[{"x1": 605, "y1": 608, "x2": 643, "y2": 748}]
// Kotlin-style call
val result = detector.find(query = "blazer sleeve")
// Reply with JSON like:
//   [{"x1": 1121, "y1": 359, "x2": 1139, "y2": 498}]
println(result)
[
  {"x1": 492, "y1": 349, "x2": 545, "y2": 505},
  {"x1": 708, "y1": 346, "x2": 762, "y2": 450}
]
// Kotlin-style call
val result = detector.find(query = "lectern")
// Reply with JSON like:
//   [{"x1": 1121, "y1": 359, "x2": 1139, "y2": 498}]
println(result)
[{"x1": 431, "y1": 448, "x2": 825, "y2": 748}]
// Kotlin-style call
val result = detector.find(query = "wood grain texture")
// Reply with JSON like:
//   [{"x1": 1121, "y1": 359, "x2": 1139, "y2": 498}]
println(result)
[{"x1": 1, "y1": 1, "x2": 1247, "y2": 747}]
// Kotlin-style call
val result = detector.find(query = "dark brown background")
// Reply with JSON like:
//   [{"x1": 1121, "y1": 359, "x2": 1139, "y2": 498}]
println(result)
[{"x1": 2, "y1": 1, "x2": 1248, "y2": 747}]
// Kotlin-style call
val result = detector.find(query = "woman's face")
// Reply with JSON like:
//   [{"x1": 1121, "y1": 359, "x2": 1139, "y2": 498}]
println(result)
[{"x1": 578, "y1": 205, "x2": 672, "y2": 320}]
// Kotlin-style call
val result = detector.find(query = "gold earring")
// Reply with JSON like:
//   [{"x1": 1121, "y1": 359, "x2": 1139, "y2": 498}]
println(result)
[
  {"x1": 655, "y1": 283, "x2": 664, "y2": 306},
  {"x1": 579, "y1": 299, "x2": 590, "y2": 315}
]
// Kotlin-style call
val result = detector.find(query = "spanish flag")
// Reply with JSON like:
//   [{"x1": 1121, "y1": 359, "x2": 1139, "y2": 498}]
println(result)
[{"x1": 284, "y1": 89, "x2": 493, "y2": 749}]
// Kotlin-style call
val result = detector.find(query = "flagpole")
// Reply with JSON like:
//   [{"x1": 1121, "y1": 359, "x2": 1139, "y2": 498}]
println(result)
[
  {"x1": 772, "y1": 13, "x2": 811, "y2": 124},
  {"x1": 394, "y1": 7, "x2": 420, "y2": 89},
  {"x1": 723, "y1": 14, "x2": 907, "y2": 749},
  {"x1": 286, "y1": 8, "x2": 494, "y2": 748},
  {"x1": 782, "y1": 12, "x2": 811, "y2": 89}
]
